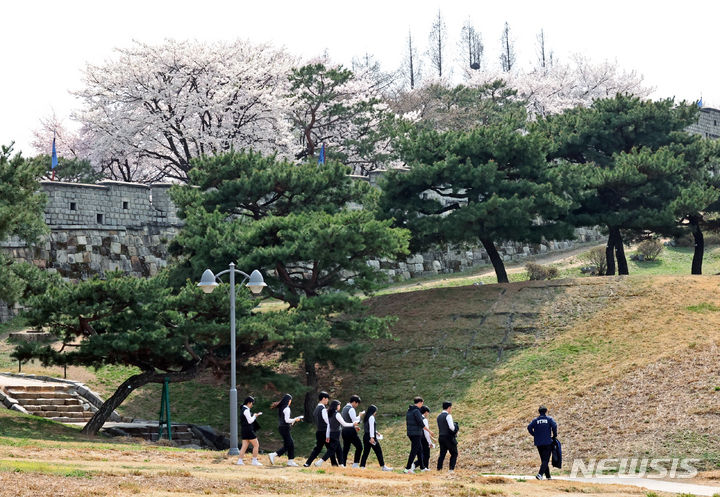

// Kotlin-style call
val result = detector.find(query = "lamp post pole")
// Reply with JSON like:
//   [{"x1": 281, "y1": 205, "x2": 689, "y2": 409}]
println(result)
[
  {"x1": 197, "y1": 264, "x2": 266, "y2": 456},
  {"x1": 228, "y1": 263, "x2": 239, "y2": 455}
]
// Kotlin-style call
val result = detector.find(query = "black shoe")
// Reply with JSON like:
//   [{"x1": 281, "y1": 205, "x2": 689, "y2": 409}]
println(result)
[
  {"x1": 303, "y1": 463, "x2": 310, "y2": 467},
  {"x1": 535, "y1": 474, "x2": 542, "y2": 480},
  {"x1": 546, "y1": 475, "x2": 551, "y2": 480}
]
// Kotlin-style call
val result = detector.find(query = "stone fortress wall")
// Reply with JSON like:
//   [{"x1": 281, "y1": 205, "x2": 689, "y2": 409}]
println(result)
[
  {"x1": 686, "y1": 106, "x2": 720, "y2": 139},
  {"x1": 0, "y1": 177, "x2": 604, "y2": 322}
]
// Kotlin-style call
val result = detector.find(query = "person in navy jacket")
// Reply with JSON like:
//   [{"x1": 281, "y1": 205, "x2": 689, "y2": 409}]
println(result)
[{"x1": 527, "y1": 405, "x2": 558, "y2": 480}]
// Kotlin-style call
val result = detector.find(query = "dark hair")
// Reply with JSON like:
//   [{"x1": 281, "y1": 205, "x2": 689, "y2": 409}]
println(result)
[
  {"x1": 349, "y1": 395, "x2": 361, "y2": 404},
  {"x1": 243, "y1": 396, "x2": 255, "y2": 405},
  {"x1": 442, "y1": 401, "x2": 452, "y2": 410},
  {"x1": 318, "y1": 391, "x2": 329, "y2": 401},
  {"x1": 538, "y1": 405, "x2": 548, "y2": 415},
  {"x1": 413, "y1": 396, "x2": 424, "y2": 404},
  {"x1": 271, "y1": 393, "x2": 292, "y2": 410},
  {"x1": 420, "y1": 406, "x2": 430, "y2": 414},
  {"x1": 328, "y1": 400, "x2": 341, "y2": 412},
  {"x1": 365, "y1": 404, "x2": 377, "y2": 419}
]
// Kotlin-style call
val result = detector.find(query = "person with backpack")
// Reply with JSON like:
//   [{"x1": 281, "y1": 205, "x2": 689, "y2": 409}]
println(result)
[
  {"x1": 267, "y1": 394, "x2": 303, "y2": 466},
  {"x1": 436, "y1": 401, "x2": 459, "y2": 473},
  {"x1": 341, "y1": 395, "x2": 364, "y2": 468},
  {"x1": 527, "y1": 405, "x2": 558, "y2": 480},
  {"x1": 404, "y1": 396, "x2": 433, "y2": 474},
  {"x1": 359, "y1": 404, "x2": 393, "y2": 471},
  {"x1": 236, "y1": 396, "x2": 263, "y2": 466}
]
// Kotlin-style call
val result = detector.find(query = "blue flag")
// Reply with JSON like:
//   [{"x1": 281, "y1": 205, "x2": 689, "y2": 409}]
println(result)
[
  {"x1": 698, "y1": 98, "x2": 703, "y2": 108},
  {"x1": 318, "y1": 143, "x2": 325, "y2": 165},
  {"x1": 51, "y1": 133, "x2": 58, "y2": 170}
]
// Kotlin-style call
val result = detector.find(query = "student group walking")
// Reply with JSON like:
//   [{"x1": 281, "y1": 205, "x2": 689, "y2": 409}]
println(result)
[{"x1": 237, "y1": 392, "x2": 559, "y2": 479}]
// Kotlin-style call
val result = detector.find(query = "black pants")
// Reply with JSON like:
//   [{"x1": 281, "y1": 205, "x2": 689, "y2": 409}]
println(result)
[
  {"x1": 360, "y1": 432, "x2": 385, "y2": 467},
  {"x1": 413, "y1": 437, "x2": 430, "y2": 469},
  {"x1": 537, "y1": 444, "x2": 552, "y2": 478},
  {"x1": 437, "y1": 435, "x2": 458, "y2": 470},
  {"x1": 342, "y1": 427, "x2": 362, "y2": 465},
  {"x1": 405, "y1": 435, "x2": 424, "y2": 470},
  {"x1": 322, "y1": 434, "x2": 342, "y2": 465},
  {"x1": 274, "y1": 425, "x2": 294, "y2": 459},
  {"x1": 305, "y1": 430, "x2": 326, "y2": 465}
]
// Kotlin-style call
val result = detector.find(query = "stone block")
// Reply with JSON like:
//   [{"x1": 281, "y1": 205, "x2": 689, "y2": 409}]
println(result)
[{"x1": 110, "y1": 242, "x2": 121, "y2": 254}]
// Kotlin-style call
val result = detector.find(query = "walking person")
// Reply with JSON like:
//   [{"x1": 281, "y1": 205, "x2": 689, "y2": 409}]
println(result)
[
  {"x1": 268, "y1": 394, "x2": 303, "y2": 466},
  {"x1": 304, "y1": 391, "x2": 334, "y2": 467},
  {"x1": 404, "y1": 397, "x2": 433, "y2": 474},
  {"x1": 341, "y1": 395, "x2": 364, "y2": 468},
  {"x1": 413, "y1": 405, "x2": 434, "y2": 471},
  {"x1": 436, "y1": 401, "x2": 459, "y2": 473},
  {"x1": 236, "y1": 396, "x2": 263, "y2": 466},
  {"x1": 359, "y1": 404, "x2": 393, "y2": 471},
  {"x1": 527, "y1": 405, "x2": 558, "y2": 480},
  {"x1": 315, "y1": 400, "x2": 358, "y2": 467}
]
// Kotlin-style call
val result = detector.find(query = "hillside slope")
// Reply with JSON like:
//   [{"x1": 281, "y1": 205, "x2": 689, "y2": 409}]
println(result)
[{"x1": 338, "y1": 275, "x2": 720, "y2": 472}]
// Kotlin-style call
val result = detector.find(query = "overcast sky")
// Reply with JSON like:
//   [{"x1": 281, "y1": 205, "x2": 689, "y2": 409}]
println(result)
[{"x1": 2, "y1": 0, "x2": 718, "y2": 156}]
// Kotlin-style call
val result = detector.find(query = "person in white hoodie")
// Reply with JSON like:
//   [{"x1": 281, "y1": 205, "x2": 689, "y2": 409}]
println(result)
[
  {"x1": 268, "y1": 394, "x2": 303, "y2": 466},
  {"x1": 236, "y1": 396, "x2": 263, "y2": 466}
]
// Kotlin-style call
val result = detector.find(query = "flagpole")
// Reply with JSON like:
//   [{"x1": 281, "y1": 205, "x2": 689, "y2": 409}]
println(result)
[{"x1": 51, "y1": 131, "x2": 58, "y2": 181}]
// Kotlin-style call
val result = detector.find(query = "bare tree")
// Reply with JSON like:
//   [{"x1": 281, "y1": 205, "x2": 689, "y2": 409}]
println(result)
[
  {"x1": 402, "y1": 29, "x2": 422, "y2": 90},
  {"x1": 428, "y1": 10, "x2": 447, "y2": 78},
  {"x1": 459, "y1": 18, "x2": 484, "y2": 78},
  {"x1": 499, "y1": 21, "x2": 516, "y2": 72},
  {"x1": 536, "y1": 29, "x2": 554, "y2": 71}
]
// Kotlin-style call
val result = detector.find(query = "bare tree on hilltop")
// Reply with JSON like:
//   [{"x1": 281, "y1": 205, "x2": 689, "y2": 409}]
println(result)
[
  {"x1": 428, "y1": 10, "x2": 447, "y2": 78},
  {"x1": 499, "y1": 22, "x2": 516, "y2": 72},
  {"x1": 459, "y1": 18, "x2": 484, "y2": 79},
  {"x1": 536, "y1": 29, "x2": 554, "y2": 71},
  {"x1": 401, "y1": 29, "x2": 422, "y2": 90}
]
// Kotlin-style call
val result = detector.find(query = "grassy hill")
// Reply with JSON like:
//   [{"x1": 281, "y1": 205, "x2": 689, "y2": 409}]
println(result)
[{"x1": 3, "y1": 245, "x2": 720, "y2": 476}]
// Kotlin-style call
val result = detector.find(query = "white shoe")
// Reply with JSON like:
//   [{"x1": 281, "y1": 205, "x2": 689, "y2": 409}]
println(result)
[
  {"x1": 382, "y1": 465, "x2": 393, "y2": 471},
  {"x1": 411, "y1": 463, "x2": 415, "y2": 470},
  {"x1": 235, "y1": 459, "x2": 244, "y2": 465},
  {"x1": 352, "y1": 463, "x2": 359, "y2": 468},
  {"x1": 422, "y1": 468, "x2": 431, "y2": 472},
  {"x1": 251, "y1": 458, "x2": 263, "y2": 466},
  {"x1": 403, "y1": 468, "x2": 415, "y2": 474},
  {"x1": 339, "y1": 464, "x2": 346, "y2": 467},
  {"x1": 268, "y1": 452, "x2": 277, "y2": 465},
  {"x1": 287, "y1": 460, "x2": 299, "y2": 467},
  {"x1": 449, "y1": 470, "x2": 455, "y2": 474},
  {"x1": 314, "y1": 460, "x2": 323, "y2": 467}
]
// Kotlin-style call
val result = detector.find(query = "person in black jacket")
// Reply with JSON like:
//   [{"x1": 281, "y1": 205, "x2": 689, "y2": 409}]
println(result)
[
  {"x1": 268, "y1": 393, "x2": 303, "y2": 466},
  {"x1": 404, "y1": 396, "x2": 433, "y2": 474},
  {"x1": 436, "y1": 401, "x2": 459, "y2": 472},
  {"x1": 527, "y1": 405, "x2": 558, "y2": 480},
  {"x1": 304, "y1": 391, "x2": 333, "y2": 467},
  {"x1": 412, "y1": 406, "x2": 434, "y2": 471},
  {"x1": 236, "y1": 396, "x2": 263, "y2": 466},
  {"x1": 341, "y1": 395, "x2": 364, "y2": 468}
]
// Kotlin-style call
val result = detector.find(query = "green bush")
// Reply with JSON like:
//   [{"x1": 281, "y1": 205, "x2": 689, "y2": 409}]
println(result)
[
  {"x1": 636, "y1": 239, "x2": 664, "y2": 261},
  {"x1": 526, "y1": 262, "x2": 559, "y2": 281}
]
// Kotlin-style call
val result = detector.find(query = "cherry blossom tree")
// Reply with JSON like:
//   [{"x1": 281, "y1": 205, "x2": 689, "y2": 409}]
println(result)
[{"x1": 73, "y1": 39, "x2": 296, "y2": 183}]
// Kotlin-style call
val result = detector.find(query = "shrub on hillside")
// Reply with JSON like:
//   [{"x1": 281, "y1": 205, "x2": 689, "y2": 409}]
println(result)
[
  {"x1": 636, "y1": 239, "x2": 663, "y2": 261},
  {"x1": 582, "y1": 246, "x2": 607, "y2": 276},
  {"x1": 526, "y1": 262, "x2": 559, "y2": 281}
]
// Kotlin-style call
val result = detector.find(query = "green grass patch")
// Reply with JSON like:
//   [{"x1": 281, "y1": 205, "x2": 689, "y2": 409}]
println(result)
[
  {"x1": 0, "y1": 459, "x2": 94, "y2": 478},
  {"x1": 686, "y1": 302, "x2": 720, "y2": 313}
]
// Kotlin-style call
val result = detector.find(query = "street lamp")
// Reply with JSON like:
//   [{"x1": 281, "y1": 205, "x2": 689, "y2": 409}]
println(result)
[{"x1": 197, "y1": 263, "x2": 266, "y2": 455}]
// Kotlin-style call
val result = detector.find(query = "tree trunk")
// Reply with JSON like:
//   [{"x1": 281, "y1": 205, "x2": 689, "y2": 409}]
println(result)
[
  {"x1": 612, "y1": 227, "x2": 629, "y2": 275},
  {"x1": 480, "y1": 238, "x2": 508, "y2": 283},
  {"x1": 690, "y1": 215, "x2": 704, "y2": 275},
  {"x1": 81, "y1": 368, "x2": 198, "y2": 436},
  {"x1": 605, "y1": 232, "x2": 616, "y2": 276},
  {"x1": 303, "y1": 358, "x2": 318, "y2": 422}
]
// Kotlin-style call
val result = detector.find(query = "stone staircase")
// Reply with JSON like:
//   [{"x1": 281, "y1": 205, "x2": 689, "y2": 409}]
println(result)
[
  {"x1": 2, "y1": 385, "x2": 94, "y2": 422},
  {"x1": 103, "y1": 422, "x2": 195, "y2": 445}
]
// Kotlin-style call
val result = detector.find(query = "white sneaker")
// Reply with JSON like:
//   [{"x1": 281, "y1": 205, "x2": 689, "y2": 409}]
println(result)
[
  {"x1": 403, "y1": 468, "x2": 415, "y2": 474},
  {"x1": 422, "y1": 468, "x2": 431, "y2": 472},
  {"x1": 235, "y1": 459, "x2": 244, "y2": 465},
  {"x1": 314, "y1": 460, "x2": 323, "y2": 467},
  {"x1": 268, "y1": 452, "x2": 277, "y2": 465},
  {"x1": 449, "y1": 470, "x2": 455, "y2": 474},
  {"x1": 251, "y1": 458, "x2": 263, "y2": 466},
  {"x1": 382, "y1": 465, "x2": 393, "y2": 471},
  {"x1": 352, "y1": 463, "x2": 359, "y2": 468},
  {"x1": 287, "y1": 460, "x2": 299, "y2": 467},
  {"x1": 339, "y1": 464, "x2": 345, "y2": 467}
]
